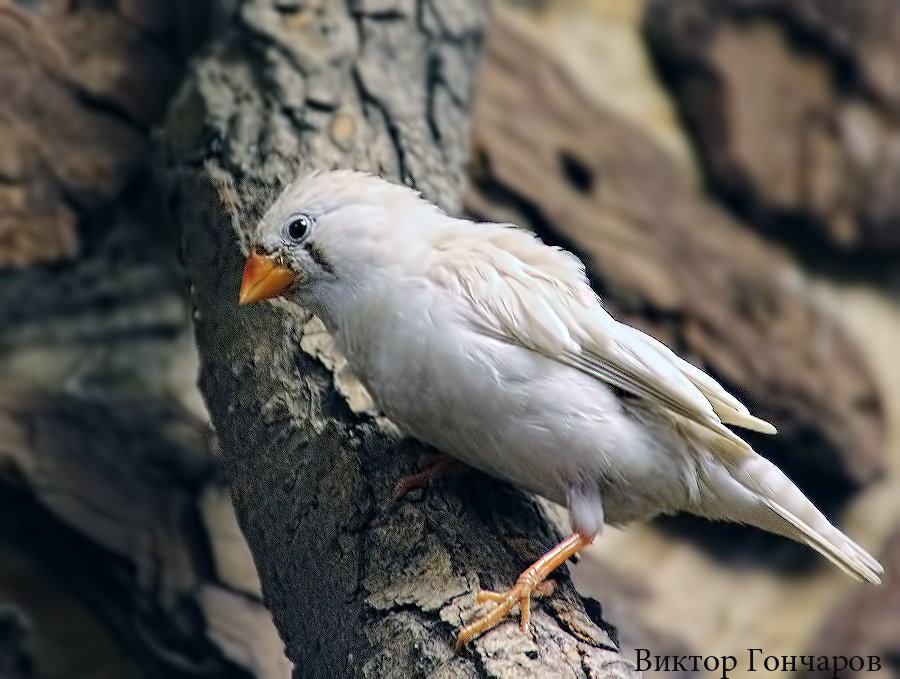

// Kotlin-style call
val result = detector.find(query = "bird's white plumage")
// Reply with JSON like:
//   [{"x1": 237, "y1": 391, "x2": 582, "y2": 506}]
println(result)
[
  {"x1": 253, "y1": 170, "x2": 883, "y2": 584},
  {"x1": 429, "y1": 220, "x2": 775, "y2": 445}
]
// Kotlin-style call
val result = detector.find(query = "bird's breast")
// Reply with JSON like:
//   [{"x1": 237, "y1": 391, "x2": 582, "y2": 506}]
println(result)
[{"x1": 331, "y1": 287, "x2": 698, "y2": 521}]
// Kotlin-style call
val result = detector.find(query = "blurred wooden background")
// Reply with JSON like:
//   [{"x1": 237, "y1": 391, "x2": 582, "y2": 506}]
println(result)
[{"x1": 0, "y1": 0, "x2": 897, "y2": 677}]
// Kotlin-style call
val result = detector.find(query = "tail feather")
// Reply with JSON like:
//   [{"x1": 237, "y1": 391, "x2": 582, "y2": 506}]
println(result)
[
  {"x1": 759, "y1": 496, "x2": 882, "y2": 583},
  {"x1": 699, "y1": 432, "x2": 883, "y2": 584}
]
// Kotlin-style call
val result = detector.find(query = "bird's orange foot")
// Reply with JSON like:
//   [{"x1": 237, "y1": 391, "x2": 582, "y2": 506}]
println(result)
[
  {"x1": 392, "y1": 454, "x2": 468, "y2": 500},
  {"x1": 455, "y1": 532, "x2": 593, "y2": 649},
  {"x1": 455, "y1": 577, "x2": 556, "y2": 649}
]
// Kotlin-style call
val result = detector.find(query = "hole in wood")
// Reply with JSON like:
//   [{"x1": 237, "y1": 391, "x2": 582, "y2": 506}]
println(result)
[{"x1": 559, "y1": 151, "x2": 594, "y2": 194}]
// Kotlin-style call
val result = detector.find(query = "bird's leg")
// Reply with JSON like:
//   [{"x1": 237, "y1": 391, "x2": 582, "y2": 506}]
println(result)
[
  {"x1": 456, "y1": 531, "x2": 593, "y2": 648},
  {"x1": 392, "y1": 453, "x2": 468, "y2": 500}
]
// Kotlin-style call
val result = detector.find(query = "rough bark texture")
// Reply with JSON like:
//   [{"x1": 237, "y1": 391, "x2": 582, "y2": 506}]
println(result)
[
  {"x1": 0, "y1": 1, "x2": 290, "y2": 677},
  {"x1": 467, "y1": 15, "x2": 884, "y2": 568},
  {"x1": 159, "y1": 1, "x2": 634, "y2": 677},
  {"x1": 645, "y1": 0, "x2": 900, "y2": 257}
]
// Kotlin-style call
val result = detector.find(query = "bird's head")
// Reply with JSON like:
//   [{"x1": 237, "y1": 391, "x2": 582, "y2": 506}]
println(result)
[{"x1": 238, "y1": 170, "x2": 441, "y2": 314}]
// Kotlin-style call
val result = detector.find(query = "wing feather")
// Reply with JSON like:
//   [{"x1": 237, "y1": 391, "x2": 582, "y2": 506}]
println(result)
[{"x1": 429, "y1": 222, "x2": 775, "y2": 442}]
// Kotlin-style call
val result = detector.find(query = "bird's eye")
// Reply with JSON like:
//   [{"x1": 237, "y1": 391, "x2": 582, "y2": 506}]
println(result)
[{"x1": 284, "y1": 214, "x2": 312, "y2": 241}]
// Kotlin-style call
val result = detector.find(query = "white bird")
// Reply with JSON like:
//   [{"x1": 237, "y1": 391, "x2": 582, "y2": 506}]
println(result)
[{"x1": 238, "y1": 170, "x2": 883, "y2": 647}]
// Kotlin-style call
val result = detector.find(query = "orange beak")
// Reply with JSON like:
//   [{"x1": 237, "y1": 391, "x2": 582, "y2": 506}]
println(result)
[{"x1": 238, "y1": 250, "x2": 297, "y2": 304}]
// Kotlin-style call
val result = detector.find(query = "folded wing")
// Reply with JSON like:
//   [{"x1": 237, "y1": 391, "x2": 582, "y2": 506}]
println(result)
[{"x1": 429, "y1": 222, "x2": 775, "y2": 446}]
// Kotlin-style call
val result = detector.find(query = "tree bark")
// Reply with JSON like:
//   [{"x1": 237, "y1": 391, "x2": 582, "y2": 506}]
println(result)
[
  {"x1": 0, "y1": 390, "x2": 292, "y2": 678},
  {"x1": 645, "y1": 0, "x2": 900, "y2": 256},
  {"x1": 0, "y1": 1, "x2": 290, "y2": 676},
  {"x1": 159, "y1": 1, "x2": 634, "y2": 677}
]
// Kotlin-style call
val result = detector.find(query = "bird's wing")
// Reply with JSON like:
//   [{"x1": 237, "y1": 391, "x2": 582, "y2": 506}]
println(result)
[{"x1": 429, "y1": 223, "x2": 775, "y2": 443}]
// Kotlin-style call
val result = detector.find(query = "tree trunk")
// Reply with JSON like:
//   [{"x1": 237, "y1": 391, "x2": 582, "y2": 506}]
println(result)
[
  {"x1": 645, "y1": 0, "x2": 900, "y2": 256},
  {"x1": 0, "y1": 389, "x2": 291, "y2": 678},
  {"x1": 0, "y1": 1, "x2": 289, "y2": 676},
  {"x1": 158, "y1": 1, "x2": 634, "y2": 677}
]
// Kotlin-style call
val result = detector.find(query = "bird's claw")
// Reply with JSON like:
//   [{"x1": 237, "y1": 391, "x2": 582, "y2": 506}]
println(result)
[{"x1": 456, "y1": 579, "x2": 556, "y2": 649}]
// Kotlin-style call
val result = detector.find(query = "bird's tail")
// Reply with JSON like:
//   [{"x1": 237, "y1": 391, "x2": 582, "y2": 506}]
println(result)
[{"x1": 697, "y1": 433, "x2": 883, "y2": 584}]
